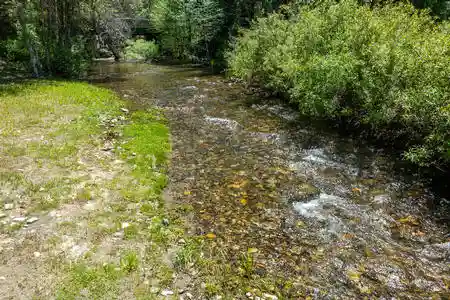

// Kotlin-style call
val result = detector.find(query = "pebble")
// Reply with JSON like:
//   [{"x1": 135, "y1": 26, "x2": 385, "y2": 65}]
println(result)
[
  {"x1": 162, "y1": 218, "x2": 170, "y2": 226},
  {"x1": 150, "y1": 287, "x2": 159, "y2": 294},
  {"x1": 246, "y1": 292, "x2": 253, "y2": 298},
  {"x1": 161, "y1": 289, "x2": 174, "y2": 296},
  {"x1": 33, "y1": 252, "x2": 41, "y2": 258},
  {"x1": 121, "y1": 222, "x2": 130, "y2": 229},
  {"x1": 262, "y1": 293, "x2": 278, "y2": 300},
  {"x1": 27, "y1": 217, "x2": 39, "y2": 224},
  {"x1": 113, "y1": 231, "x2": 124, "y2": 238},
  {"x1": 373, "y1": 194, "x2": 390, "y2": 204},
  {"x1": 4, "y1": 203, "x2": 14, "y2": 210},
  {"x1": 102, "y1": 145, "x2": 113, "y2": 151},
  {"x1": 185, "y1": 292, "x2": 193, "y2": 299},
  {"x1": 120, "y1": 108, "x2": 130, "y2": 113},
  {"x1": 0, "y1": 276, "x2": 5, "y2": 281},
  {"x1": 13, "y1": 217, "x2": 26, "y2": 222}
]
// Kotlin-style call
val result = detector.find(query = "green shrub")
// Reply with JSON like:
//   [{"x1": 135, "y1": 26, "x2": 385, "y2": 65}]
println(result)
[
  {"x1": 124, "y1": 39, "x2": 160, "y2": 61},
  {"x1": 227, "y1": 0, "x2": 450, "y2": 167}
]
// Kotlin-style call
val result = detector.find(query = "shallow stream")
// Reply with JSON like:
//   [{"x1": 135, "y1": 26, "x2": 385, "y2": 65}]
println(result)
[{"x1": 90, "y1": 62, "x2": 449, "y2": 298}]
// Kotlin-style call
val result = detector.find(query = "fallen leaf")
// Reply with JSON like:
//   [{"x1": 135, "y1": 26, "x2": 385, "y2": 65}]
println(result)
[
  {"x1": 342, "y1": 233, "x2": 354, "y2": 239},
  {"x1": 347, "y1": 270, "x2": 361, "y2": 282},
  {"x1": 205, "y1": 233, "x2": 216, "y2": 239},
  {"x1": 240, "y1": 198, "x2": 247, "y2": 205},
  {"x1": 183, "y1": 190, "x2": 191, "y2": 196},
  {"x1": 296, "y1": 220, "x2": 306, "y2": 228},
  {"x1": 352, "y1": 187, "x2": 362, "y2": 194},
  {"x1": 247, "y1": 247, "x2": 258, "y2": 254},
  {"x1": 398, "y1": 215, "x2": 420, "y2": 226},
  {"x1": 228, "y1": 180, "x2": 249, "y2": 189}
]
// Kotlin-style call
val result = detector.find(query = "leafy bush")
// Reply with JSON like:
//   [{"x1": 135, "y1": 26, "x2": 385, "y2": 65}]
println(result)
[
  {"x1": 227, "y1": 0, "x2": 450, "y2": 167},
  {"x1": 124, "y1": 39, "x2": 160, "y2": 61}
]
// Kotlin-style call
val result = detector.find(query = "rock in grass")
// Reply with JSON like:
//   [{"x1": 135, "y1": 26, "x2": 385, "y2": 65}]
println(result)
[
  {"x1": 162, "y1": 218, "x2": 170, "y2": 226},
  {"x1": 13, "y1": 217, "x2": 26, "y2": 222},
  {"x1": 27, "y1": 217, "x2": 39, "y2": 224},
  {"x1": 4, "y1": 203, "x2": 14, "y2": 210},
  {"x1": 120, "y1": 107, "x2": 130, "y2": 114},
  {"x1": 262, "y1": 293, "x2": 278, "y2": 300},
  {"x1": 161, "y1": 289, "x2": 174, "y2": 296}
]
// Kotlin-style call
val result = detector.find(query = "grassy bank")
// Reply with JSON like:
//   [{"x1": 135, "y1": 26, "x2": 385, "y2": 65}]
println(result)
[
  {"x1": 227, "y1": 0, "x2": 450, "y2": 169},
  {"x1": 0, "y1": 81, "x2": 183, "y2": 298}
]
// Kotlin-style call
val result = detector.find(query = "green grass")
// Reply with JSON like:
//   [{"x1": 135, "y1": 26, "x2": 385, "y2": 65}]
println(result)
[
  {"x1": 56, "y1": 263, "x2": 123, "y2": 299},
  {"x1": 121, "y1": 250, "x2": 140, "y2": 273},
  {"x1": 0, "y1": 80, "x2": 177, "y2": 297}
]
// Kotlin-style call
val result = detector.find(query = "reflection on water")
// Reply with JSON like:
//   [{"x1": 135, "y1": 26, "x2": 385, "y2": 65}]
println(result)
[{"x1": 89, "y1": 62, "x2": 449, "y2": 298}]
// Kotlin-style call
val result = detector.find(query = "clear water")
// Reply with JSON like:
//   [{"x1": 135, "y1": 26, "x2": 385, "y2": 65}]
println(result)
[{"x1": 89, "y1": 62, "x2": 449, "y2": 298}]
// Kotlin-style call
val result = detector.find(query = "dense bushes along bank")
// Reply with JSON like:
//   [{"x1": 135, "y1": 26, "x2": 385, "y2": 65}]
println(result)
[{"x1": 227, "y1": 0, "x2": 450, "y2": 168}]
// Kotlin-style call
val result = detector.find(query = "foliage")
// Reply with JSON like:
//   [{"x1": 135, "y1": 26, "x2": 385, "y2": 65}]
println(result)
[
  {"x1": 150, "y1": 0, "x2": 224, "y2": 60},
  {"x1": 228, "y1": 0, "x2": 450, "y2": 167},
  {"x1": 120, "y1": 251, "x2": 140, "y2": 273},
  {"x1": 124, "y1": 39, "x2": 159, "y2": 61},
  {"x1": 0, "y1": 0, "x2": 150, "y2": 77}
]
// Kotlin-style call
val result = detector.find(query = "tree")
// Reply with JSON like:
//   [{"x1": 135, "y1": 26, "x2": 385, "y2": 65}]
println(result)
[{"x1": 150, "y1": 0, "x2": 224, "y2": 60}]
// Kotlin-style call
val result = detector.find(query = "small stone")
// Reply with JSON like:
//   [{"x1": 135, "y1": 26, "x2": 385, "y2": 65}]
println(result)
[
  {"x1": 4, "y1": 203, "x2": 14, "y2": 210},
  {"x1": 27, "y1": 217, "x2": 39, "y2": 224},
  {"x1": 373, "y1": 194, "x2": 390, "y2": 204},
  {"x1": 262, "y1": 293, "x2": 278, "y2": 300},
  {"x1": 102, "y1": 145, "x2": 113, "y2": 151},
  {"x1": 120, "y1": 108, "x2": 129, "y2": 113},
  {"x1": 0, "y1": 276, "x2": 5, "y2": 281},
  {"x1": 185, "y1": 292, "x2": 193, "y2": 299},
  {"x1": 178, "y1": 239, "x2": 186, "y2": 245},
  {"x1": 162, "y1": 218, "x2": 170, "y2": 226},
  {"x1": 13, "y1": 217, "x2": 26, "y2": 222},
  {"x1": 246, "y1": 292, "x2": 253, "y2": 298},
  {"x1": 33, "y1": 252, "x2": 41, "y2": 258},
  {"x1": 121, "y1": 222, "x2": 130, "y2": 229},
  {"x1": 150, "y1": 287, "x2": 159, "y2": 294},
  {"x1": 161, "y1": 289, "x2": 174, "y2": 296}
]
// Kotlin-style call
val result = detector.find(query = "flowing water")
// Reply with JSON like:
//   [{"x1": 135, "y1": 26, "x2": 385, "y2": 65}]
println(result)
[{"x1": 89, "y1": 62, "x2": 449, "y2": 298}]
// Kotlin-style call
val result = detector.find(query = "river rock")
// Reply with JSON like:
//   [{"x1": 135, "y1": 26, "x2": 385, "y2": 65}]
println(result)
[
  {"x1": 286, "y1": 183, "x2": 320, "y2": 203},
  {"x1": 26, "y1": 217, "x2": 39, "y2": 224},
  {"x1": 262, "y1": 293, "x2": 279, "y2": 300},
  {"x1": 373, "y1": 194, "x2": 390, "y2": 204},
  {"x1": 161, "y1": 289, "x2": 174, "y2": 296},
  {"x1": 13, "y1": 217, "x2": 26, "y2": 222}
]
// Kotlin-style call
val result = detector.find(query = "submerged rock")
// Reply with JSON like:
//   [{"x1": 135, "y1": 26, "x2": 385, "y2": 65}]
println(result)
[
  {"x1": 205, "y1": 116, "x2": 242, "y2": 130},
  {"x1": 286, "y1": 183, "x2": 320, "y2": 203}
]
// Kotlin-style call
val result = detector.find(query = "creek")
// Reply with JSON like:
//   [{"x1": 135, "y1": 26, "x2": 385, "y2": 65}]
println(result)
[{"x1": 89, "y1": 62, "x2": 449, "y2": 298}]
